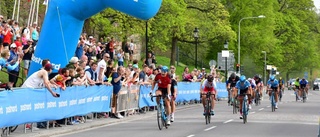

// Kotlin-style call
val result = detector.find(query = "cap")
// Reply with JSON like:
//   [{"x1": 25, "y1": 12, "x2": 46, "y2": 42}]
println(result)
[
  {"x1": 44, "y1": 63, "x2": 54, "y2": 71},
  {"x1": 0, "y1": 15, "x2": 3, "y2": 19},
  {"x1": 69, "y1": 57, "x2": 79, "y2": 64},
  {"x1": 56, "y1": 75, "x2": 63, "y2": 81},
  {"x1": 132, "y1": 64, "x2": 139, "y2": 69},
  {"x1": 89, "y1": 36, "x2": 93, "y2": 39},
  {"x1": 10, "y1": 43, "x2": 16, "y2": 48},
  {"x1": 28, "y1": 39, "x2": 33, "y2": 42}
]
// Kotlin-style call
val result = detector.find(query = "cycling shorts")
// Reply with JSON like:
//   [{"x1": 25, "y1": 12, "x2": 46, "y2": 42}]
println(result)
[
  {"x1": 157, "y1": 87, "x2": 169, "y2": 99},
  {"x1": 203, "y1": 87, "x2": 216, "y2": 95},
  {"x1": 300, "y1": 84, "x2": 306, "y2": 89},
  {"x1": 239, "y1": 88, "x2": 249, "y2": 96}
]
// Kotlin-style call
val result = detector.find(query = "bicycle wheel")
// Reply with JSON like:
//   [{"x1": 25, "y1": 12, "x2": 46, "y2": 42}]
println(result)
[
  {"x1": 205, "y1": 100, "x2": 211, "y2": 124},
  {"x1": 271, "y1": 93, "x2": 275, "y2": 112},
  {"x1": 243, "y1": 101, "x2": 247, "y2": 124},
  {"x1": 233, "y1": 98, "x2": 237, "y2": 114},
  {"x1": 302, "y1": 90, "x2": 306, "y2": 103},
  {"x1": 157, "y1": 105, "x2": 163, "y2": 130},
  {"x1": 295, "y1": 91, "x2": 298, "y2": 102}
]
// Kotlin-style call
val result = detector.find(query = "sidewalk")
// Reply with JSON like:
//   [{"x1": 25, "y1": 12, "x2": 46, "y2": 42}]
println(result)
[{"x1": 4, "y1": 104, "x2": 198, "y2": 137}]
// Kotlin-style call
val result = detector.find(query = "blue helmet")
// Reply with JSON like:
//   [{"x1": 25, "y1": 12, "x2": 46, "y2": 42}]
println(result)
[
  {"x1": 161, "y1": 66, "x2": 169, "y2": 73},
  {"x1": 269, "y1": 75, "x2": 275, "y2": 81},
  {"x1": 239, "y1": 75, "x2": 246, "y2": 82}
]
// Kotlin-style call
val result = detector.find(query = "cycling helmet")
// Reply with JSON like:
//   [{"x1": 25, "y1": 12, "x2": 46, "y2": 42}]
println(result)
[
  {"x1": 207, "y1": 75, "x2": 214, "y2": 82},
  {"x1": 161, "y1": 66, "x2": 169, "y2": 73},
  {"x1": 248, "y1": 78, "x2": 252, "y2": 82},
  {"x1": 254, "y1": 74, "x2": 260, "y2": 79},
  {"x1": 230, "y1": 73, "x2": 236, "y2": 79},
  {"x1": 279, "y1": 77, "x2": 282, "y2": 80},
  {"x1": 240, "y1": 75, "x2": 246, "y2": 82},
  {"x1": 269, "y1": 75, "x2": 275, "y2": 81},
  {"x1": 296, "y1": 77, "x2": 300, "y2": 81}
]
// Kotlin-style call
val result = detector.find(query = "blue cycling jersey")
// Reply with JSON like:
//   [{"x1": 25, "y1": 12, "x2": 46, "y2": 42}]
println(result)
[
  {"x1": 236, "y1": 80, "x2": 250, "y2": 90},
  {"x1": 299, "y1": 80, "x2": 308, "y2": 85},
  {"x1": 267, "y1": 79, "x2": 279, "y2": 88}
]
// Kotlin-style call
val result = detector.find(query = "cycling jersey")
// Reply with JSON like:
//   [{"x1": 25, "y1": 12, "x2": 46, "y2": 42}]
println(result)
[
  {"x1": 154, "y1": 73, "x2": 171, "y2": 88},
  {"x1": 227, "y1": 76, "x2": 240, "y2": 87},
  {"x1": 294, "y1": 81, "x2": 300, "y2": 86},
  {"x1": 267, "y1": 79, "x2": 279, "y2": 88},
  {"x1": 279, "y1": 79, "x2": 284, "y2": 86},
  {"x1": 250, "y1": 81, "x2": 256, "y2": 89},
  {"x1": 299, "y1": 80, "x2": 308, "y2": 88},
  {"x1": 236, "y1": 80, "x2": 250, "y2": 90},
  {"x1": 202, "y1": 79, "x2": 216, "y2": 93},
  {"x1": 255, "y1": 78, "x2": 262, "y2": 85}
]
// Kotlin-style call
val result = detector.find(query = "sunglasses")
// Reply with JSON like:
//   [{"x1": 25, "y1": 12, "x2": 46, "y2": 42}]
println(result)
[{"x1": 104, "y1": 56, "x2": 110, "y2": 58}]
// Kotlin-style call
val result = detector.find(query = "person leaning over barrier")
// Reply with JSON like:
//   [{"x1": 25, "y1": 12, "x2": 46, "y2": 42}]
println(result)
[
  {"x1": 22, "y1": 63, "x2": 59, "y2": 97},
  {"x1": 111, "y1": 66, "x2": 126, "y2": 119}
]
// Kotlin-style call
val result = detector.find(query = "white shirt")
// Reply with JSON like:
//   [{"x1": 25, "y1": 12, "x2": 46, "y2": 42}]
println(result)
[
  {"x1": 129, "y1": 42, "x2": 135, "y2": 51},
  {"x1": 22, "y1": 70, "x2": 45, "y2": 88},
  {"x1": 96, "y1": 59, "x2": 107, "y2": 81}
]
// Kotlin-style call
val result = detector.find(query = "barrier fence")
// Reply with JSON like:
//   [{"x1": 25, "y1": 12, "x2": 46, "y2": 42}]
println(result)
[{"x1": 0, "y1": 82, "x2": 227, "y2": 128}]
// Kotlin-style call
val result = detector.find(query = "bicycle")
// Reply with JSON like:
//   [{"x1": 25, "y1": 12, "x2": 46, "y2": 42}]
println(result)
[
  {"x1": 241, "y1": 93, "x2": 249, "y2": 124},
  {"x1": 269, "y1": 89, "x2": 276, "y2": 112},
  {"x1": 201, "y1": 92, "x2": 214, "y2": 125},
  {"x1": 254, "y1": 88, "x2": 261, "y2": 106},
  {"x1": 1, "y1": 125, "x2": 18, "y2": 136},
  {"x1": 294, "y1": 87, "x2": 299, "y2": 102},
  {"x1": 278, "y1": 86, "x2": 283, "y2": 102},
  {"x1": 150, "y1": 94, "x2": 168, "y2": 130},
  {"x1": 302, "y1": 87, "x2": 307, "y2": 103}
]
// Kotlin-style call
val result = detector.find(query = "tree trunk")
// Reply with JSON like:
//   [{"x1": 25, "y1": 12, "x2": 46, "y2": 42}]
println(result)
[{"x1": 170, "y1": 37, "x2": 178, "y2": 66}]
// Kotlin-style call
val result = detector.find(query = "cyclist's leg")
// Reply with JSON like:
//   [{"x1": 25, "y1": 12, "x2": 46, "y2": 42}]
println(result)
[
  {"x1": 211, "y1": 91, "x2": 216, "y2": 114},
  {"x1": 155, "y1": 89, "x2": 162, "y2": 105},
  {"x1": 274, "y1": 87, "x2": 279, "y2": 103},
  {"x1": 201, "y1": 91, "x2": 207, "y2": 109},
  {"x1": 238, "y1": 94, "x2": 244, "y2": 118},
  {"x1": 252, "y1": 87, "x2": 256, "y2": 102},
  {"x1": 232, "y1": 87, "x2": 237, "y2": 102}
]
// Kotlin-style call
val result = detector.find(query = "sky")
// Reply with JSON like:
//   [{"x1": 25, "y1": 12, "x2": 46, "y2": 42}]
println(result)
[{"x1": 314, "y1": 0, "x2": 320, "y2": 10}]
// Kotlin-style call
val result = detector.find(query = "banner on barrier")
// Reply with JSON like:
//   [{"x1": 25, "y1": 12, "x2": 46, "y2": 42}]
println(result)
[
  {"x1": 216, "y1": 83, "x2": 228, "y2": 99},
  {"x1": 0, "y1": 85, "x2": 112, "y2": 128},
  {"x1": 138, "y1": 85, "x2": 157, "y2": 108},
  {"x1": 176, "y1": 82, "x2": 201, "y2": 102}
]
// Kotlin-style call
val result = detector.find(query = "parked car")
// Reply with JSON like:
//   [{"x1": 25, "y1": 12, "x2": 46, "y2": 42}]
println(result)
[
  {"x1": 313, "y1": 78, "x2": 320, "y2": 90},
  {"x1": 287, "y1": 78, "x2": 296, "y2": 90}
]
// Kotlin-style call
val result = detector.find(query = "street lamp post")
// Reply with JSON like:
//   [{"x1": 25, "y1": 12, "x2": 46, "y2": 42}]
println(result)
[
  {"x1": 238, "y1": 15, "x2": 266, "y2": 74},
  {"x1": 262, "y1": 51, "x2": 266, "y2": 85},
  {"x1": 224, "y1": 40, "x2": 229, "y2": 82},
  {"x1": 194, "y1": 27, "x2": 199, "y2": 69}
]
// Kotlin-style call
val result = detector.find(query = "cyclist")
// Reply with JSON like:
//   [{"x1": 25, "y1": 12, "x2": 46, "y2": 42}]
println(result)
[
  {"x1": 201, "y1": 74, "x2": 216, "y2": 116},
  {"x1": 278, "y1": 77, "x2": 284, "y2": 101},
  {"x1": 253, "y1": 75, "x2": 264, "y2": 99},
  {"x1": 299, "y1": 77, "x2": 309, "y2": 99},
  {"x1": 151, "y1": 66, "x2": 172, "y2": 125},
  {"x1": 169, "y1": 67, "x2": 178, "y2": 122},
  {"x1": 267, "y1": 75, "x2": 279, "y2": 109},
  {"x1": 226, "y1": 73, "x2": 240, "y2": 105},
  {"x1": 294, "y1": 78, "x2": 300, "y2": 100},
  {"x1": 248, "y1": 78, "x2": 257, "y2": 105},
  {"x1": 235, "y1": 75, "x2": 252, "y2": 119}
]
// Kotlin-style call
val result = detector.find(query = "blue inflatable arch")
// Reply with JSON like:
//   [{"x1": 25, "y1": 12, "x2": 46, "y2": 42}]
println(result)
[{"x1": 28, "y1": 0, "x2": 162, "y2": 76}]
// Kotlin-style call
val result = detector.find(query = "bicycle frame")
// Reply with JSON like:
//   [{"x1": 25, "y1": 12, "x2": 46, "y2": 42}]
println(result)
[
  {"x1": 254, "y1": 88, "x2": 261, "y2": 106},
  {"x1": 201, "y1": 92, "x2": 213, "y2": 124},
  {"x1": 151, "y1": 94, "x2": 168, "y2": 130},
  {"x1": 242, "y1": 93, "x2": 248, "y2": 124},
  {"x1": 270, "y1": 89, "x2": 276, "y2": 112}
]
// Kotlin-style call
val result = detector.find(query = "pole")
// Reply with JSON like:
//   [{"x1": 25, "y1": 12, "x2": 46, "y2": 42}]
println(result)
[
  {"x1": 17, "y1": 0, "x2": 20, "y2": 22},
  {"x1": 225, "y1": 57, "x2": 227, "y2": 82},
  {"x1": 238, "y1": 19, "x2": 241, "y2": 75},
  {"x1": 145, "y1": 21, "x2": 148, "y2": 59},
  {"x1": 177, "y1": 46, "x2": 179, "y2": 66},
  {"x1": 28, "y1": 0, "x2": 33, "y2": 27},
  {"x1": 31, "y1": 0, "x2": 37, "y2": 26},
  {"x1": 195, "y1": 38, "x2": 198, "y2": 68},
  {"x1": 12, "y1": 0, "x2": 17, "y2": 20},
  {"x1": 36, "y1": 0, "x2": 40, "y2": 24},
  {"x1": 264, "y1": 52, "x2": 266, "y2": 85}
]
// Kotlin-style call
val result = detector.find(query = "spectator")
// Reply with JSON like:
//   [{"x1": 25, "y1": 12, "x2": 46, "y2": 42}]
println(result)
[
  {"x1": 145, "y1": 52, "x2": 156, "y2": 67},
  {"x1": 31, "y1": 22, "x2": 39, "y2": 45},
  {"x1": 148, "y1": 68, "x2": 159, "y2": 82},
  {"x1": 22, "y1": 40, "x2": 34, "y2": 77},
  {"x1": 75, "y1": 38, "x2": 85, "y2": 59},
  {"x1": 108, "y1": 37, "x2": 115, "y2": 60},
  {"x1": 2, "y1": 23, "x2": 13, "y2": 49},
  {"x1": 96, "y1": 42, "x2": 103, "y2": 60},
  {"x1": 124, "y1": 41, "x2": 130, "y2": 64},
  {"x1": 104, "y1": 59, "x2": 114, "y2": 82},
  {"x1": 74, "y1": 67, "x2": 88, "y2": 86},
  {"x1": 21, "y1": 33, "x2": 28, "y2": 45},
  {"x1": 7, "y1": 43, "x2": 20, "y2": 87},
  {"x1": 117, "y1": 49, "x2": 124, "y2": 66},
  {"x1": 127, "y1": 63, "x2": 133, "y2": 71},
  {"x1": 0, "y1": 49, "x2": 20, "y2": 71},
  {"x1": 66, "y1": 57, "x2": 79, "y2": 70},
  {"x1": 198, "y1": 68, "x2": 206, "y2": 80},
  {"x1": 85, "y1": 62, "x2": 98, "y2": 84},
  {"x1": 50, "y1": 68, "x2": 70, "y2": 90},
  {"x1": 78, "y1": 60, "x2": 87, "y2": 69},
  {"x1": 129, "y1": 39, "x2": 135, "y2": 61},
  {"x1": 182, "y1": 67, "x2": 192, "y2": 82},
  {"x1": 128, "y1": 64, "x2": 139, "y2": 86},
  {"x1": 111, "y1": 66, "x2": 126, "y2": 119},
  {"x1": 97, "y1": 53, "x2": 110, "y2": 82},
  {"x1": 22, "y1": 63, "x2": 59, "y2": 97},
  {"x1": 139, "y1": 64, "x2": 150, "y2": 85},
  {"x1": 170, "y1": 65, "x2": 176, "y2": 80}
]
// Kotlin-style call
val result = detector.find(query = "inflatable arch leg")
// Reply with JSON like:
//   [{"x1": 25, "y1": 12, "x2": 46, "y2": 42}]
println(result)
[{"x1": 28, "y1": 0, "x2": 162, "y2": 76}]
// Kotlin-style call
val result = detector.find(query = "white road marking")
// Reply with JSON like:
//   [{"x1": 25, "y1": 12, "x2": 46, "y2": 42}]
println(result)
[
  {"x1": 258, "y1": 108, "x2": 264, "y2": 111},
  {"x1": 204, "y1": 126, "x2": 217, "y2": 131},
  {"x1": 250, "y1": 112, "x2": 256, "y2": 114},
  {"x1": 223, "y1": 119, "x2": 233, "y2": 124},
  {"x1": 249, "y1": 120, "x2": 318, "y2": 125},
  {"x1": 267, "y1": 106, "x2": 271, "y2": 108},
  {"x1": 187, "y1": 135, "x2": 195, "y2": 137}
]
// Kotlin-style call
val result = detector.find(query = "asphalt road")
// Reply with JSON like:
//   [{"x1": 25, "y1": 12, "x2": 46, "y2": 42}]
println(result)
[{"x1": 53, "y1": 89, "x2": 320, "y2": 137}]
